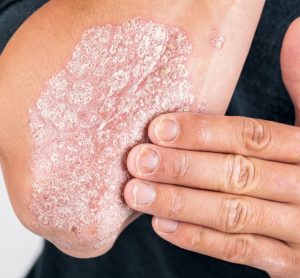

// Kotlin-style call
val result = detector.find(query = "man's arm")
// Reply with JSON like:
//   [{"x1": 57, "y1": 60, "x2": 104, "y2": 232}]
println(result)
[{"x1": 0, "y1": 0, "x2": 265, "y2": 258}]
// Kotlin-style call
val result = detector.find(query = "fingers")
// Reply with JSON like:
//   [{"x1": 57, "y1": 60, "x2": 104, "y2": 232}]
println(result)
[
  {"x1": 147, "y1": 113, "x2": 300, "y2": 164},
  {"x1": 151, "y1": 219, "x2": 297, "y2": 276},
  {"x1": 127, "y1": 144, "x2": 300, "y2": 203},
  {"x1": 124, "y1": 179, "x2": 300, "y2": 243}
]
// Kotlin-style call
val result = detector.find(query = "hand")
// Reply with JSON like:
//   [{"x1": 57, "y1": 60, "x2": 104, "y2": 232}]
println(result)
[{"x1": 124, "y1": 18, "x2": 300, "y2": 277}]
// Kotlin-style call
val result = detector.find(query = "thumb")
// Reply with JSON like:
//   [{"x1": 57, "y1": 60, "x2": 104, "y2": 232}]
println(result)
[{"x1": 281, "y1": 17, "x2": 300, "y2": 126}]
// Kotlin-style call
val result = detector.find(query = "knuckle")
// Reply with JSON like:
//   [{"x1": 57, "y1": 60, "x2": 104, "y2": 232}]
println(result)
[
  {"x1": 223, "y1": 236, "x2": 254, "y2": 263},
  {"x1": 241, "y1": 118, "x2": 271, "y2": 152},
  {"x1": 196, "y1": 117, "x2": 210, "y2": 144},
  {"x1": 189, "y1": 226, "x2": 209, "y2": 250},
  {"x1": 172, "y1": 152, "x2": 192, "y2": 180},
  {"x1": 282, "y1": 255, "x2": 298, "y2": 272},
  {"x1": 167, "y1": 189, "x2": 185, "y2": 218},
  {"x1": 269, "y1": 252, "x2": 298, "y2": 275},
  {"x1": 225, "y1": 155, "x2": 256, "y2": 194},
  {"x1": 219, "y1": 197, "x2": 254, "y2": 233}
]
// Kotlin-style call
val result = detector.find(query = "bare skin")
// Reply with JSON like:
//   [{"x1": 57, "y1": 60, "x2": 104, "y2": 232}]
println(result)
[
  {"x1": 0, "y1": 0, "x2": 265, "y2": 258},
  {"x1": 124, "y1": 18, "x2": 300, "y2": 277}
]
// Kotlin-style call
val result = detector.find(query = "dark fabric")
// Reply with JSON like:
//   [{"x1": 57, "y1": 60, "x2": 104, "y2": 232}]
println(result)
[
  {"x1": 0, "y1": 0, "x2": 48, "y2": 52},
  {"x1": 0, "y1": 0, "x2": 299, "y2": 277}
]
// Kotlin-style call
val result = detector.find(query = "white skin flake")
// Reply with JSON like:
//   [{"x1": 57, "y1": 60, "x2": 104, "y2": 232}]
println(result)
[
  {"x1": 28, "y1": 17, "x2": 198, "y2": 249},
  {"x1": 211, "y1": 28, "x2": 225, "y2": 49}
]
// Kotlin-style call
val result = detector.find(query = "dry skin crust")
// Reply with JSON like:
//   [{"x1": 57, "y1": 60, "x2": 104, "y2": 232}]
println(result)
[{"x1": 29, "y1": 17, "x2": 199, "y2": 251}]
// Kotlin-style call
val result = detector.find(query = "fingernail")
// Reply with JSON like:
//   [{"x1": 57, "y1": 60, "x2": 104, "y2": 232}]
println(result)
[
  {"x1": 136, "y1": 148, "x2": 159, "y2": 174},
  {"x1": 155, "y1": 218, "x2": 179, "y2": 233},
  {"x1": 154, "y1": 118, "x2": 178, "y2": 142},
  {"x1": 133, "y1": 182, "x2": 156, "y2": 206}
]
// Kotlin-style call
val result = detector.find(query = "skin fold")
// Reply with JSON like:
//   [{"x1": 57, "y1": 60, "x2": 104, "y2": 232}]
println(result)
[{"x1": 0, "y1": 0, "x2": 265, "y2": 258}]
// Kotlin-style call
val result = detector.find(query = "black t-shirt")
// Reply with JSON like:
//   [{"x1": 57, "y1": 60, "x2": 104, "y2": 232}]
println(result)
[{"x1": 0, "y1": 1, "x2": 298, "y2": 277}]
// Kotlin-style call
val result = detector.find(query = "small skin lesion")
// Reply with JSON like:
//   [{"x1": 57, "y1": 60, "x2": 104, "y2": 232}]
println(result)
[{"x1": 210, "y1": 29, "x2": 225, "y2": 49}]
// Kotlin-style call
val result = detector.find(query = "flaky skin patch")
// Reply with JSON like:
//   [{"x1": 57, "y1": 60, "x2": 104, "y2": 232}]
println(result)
[{"x1": 29, "y1": 18, "x2": 197, "y2": 249}]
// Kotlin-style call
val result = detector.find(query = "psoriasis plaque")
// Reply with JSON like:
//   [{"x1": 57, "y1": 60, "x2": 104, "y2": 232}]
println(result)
[{"x1": 28, "y1": 17, "x2": 198, "y2": 249}]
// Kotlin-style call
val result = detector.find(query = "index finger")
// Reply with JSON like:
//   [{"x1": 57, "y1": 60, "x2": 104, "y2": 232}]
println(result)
[{"x1": 148, "y1": 113, "x2": 300, "y2": 164}]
